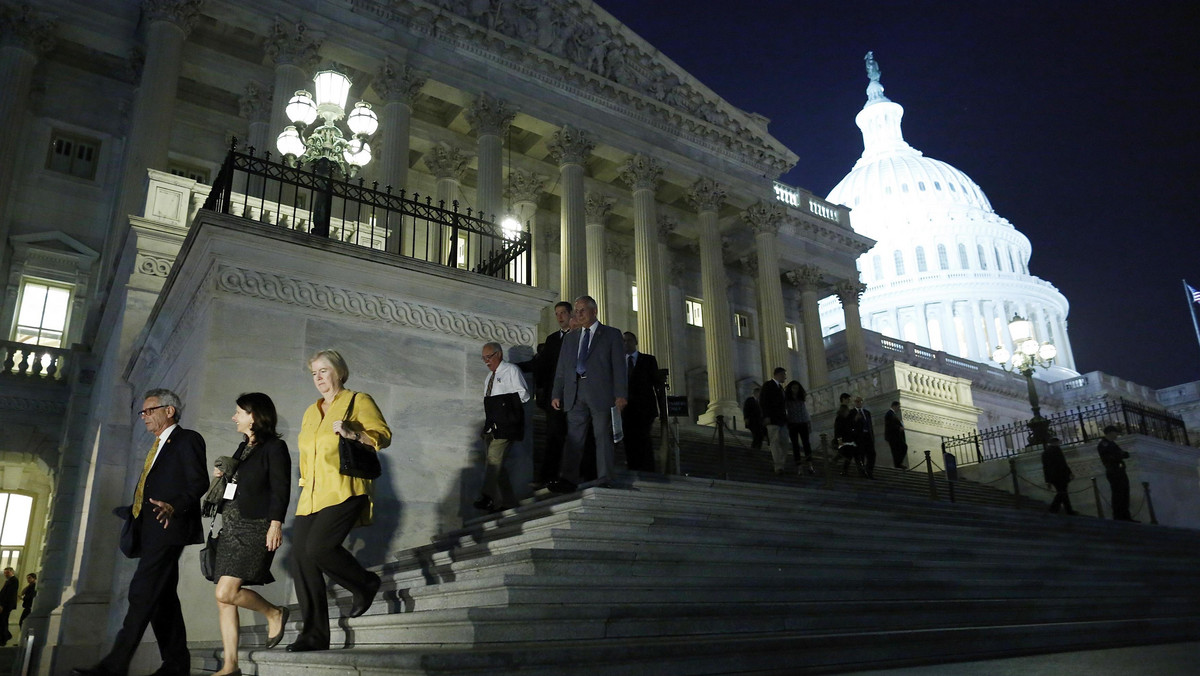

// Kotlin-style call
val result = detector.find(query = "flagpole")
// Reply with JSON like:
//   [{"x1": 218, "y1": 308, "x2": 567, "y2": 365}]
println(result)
[{"x1": 1185, "y1": 279, "x2": 1200, "y2": 358}]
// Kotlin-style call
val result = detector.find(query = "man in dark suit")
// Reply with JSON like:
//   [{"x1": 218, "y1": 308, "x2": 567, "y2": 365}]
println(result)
[
  {"x1": 73, "y1": 389, "x2": 208, "y2": 676},
  {"x1": 743, "y1": 387, "x2": 765, "y2": 449},
  {"x1": 759, "y1": 367, "x2": 789, "y2": 474},
  {"x1": 549, "y1": 295, "x2": 627, "y2": 492},
  {"x1": 1, "y1": 567, "x2": 16, "y2": 645},
  {"x1": 518, "y1": 301, "x2": 572, "y2": 485},
  {"x1": 851, "y1": 395, "x2": 877, "y2": 478},
  {"x1": 621, "y1": 331, "x2": 664, "y2": 472},
  {"x1": 883, "y1": 401, "x2": 908, "y2": 468}
]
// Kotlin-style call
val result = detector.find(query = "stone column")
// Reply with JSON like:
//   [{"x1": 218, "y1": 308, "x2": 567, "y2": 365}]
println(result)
[
  {"x1": 421, "y1": 142, "x2": 469, "y2": 265},
  {"x1": 0, "y1": 4, "x2": 54, "y2": 267},
  {"x1": 656, "y1": 214, "x2": 682, "y2": 389},
  {"x1": 464, "y1": 93, "x2": 515, "y2": 224},
  {"x1": 238, "y1": 81, "x2": 272, "y2": 155},
  {"x1": 374, "y1": 60, "x2": 426, "y2": 253},
  {"x1": 507, "y1": 168, "x2": 547, "y2": 288},
  {"x1": 835, "y1": 280, "x2": 869, "y2": 374},
  {"x1": 265, "y1": 19, "x2": 321, "y2": 150},
  {"x1": 788, "y1": 265, "x2": 829, "y2": 388},
  {"x1": 584, "y1": 192, "x2": 614, "y2": 318},
  {"x1": 546, "y1": 125, "x2": 593, "y2": 304},
  {"x1": 915, "y1": 302, "x2": 932, "y2": 347},
  {"x1": 743, "y1": 201, "x2": 787, "y2": 378},
  {"x1": 606, "y1": 241, "x2": 634, "y2": 329},
  {"x1": 620, "y1": 154, "x2": 667, "y2": 358},
  {"x1": 957, "y1": 301, "x2": 982, "y2": 361},
  {"x1": 687, "y1": 179, "x2": 738, "y2": 424}
]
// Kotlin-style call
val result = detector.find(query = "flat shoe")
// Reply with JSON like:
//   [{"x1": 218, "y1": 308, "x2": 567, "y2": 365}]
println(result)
[
  {"x1": 349, "y1": 572, "x2": 382, "y2": 618},
  {"x1": 286, "y1": 638, "x2": 327, "y2": 652},
  {"x1": 265, "y1": 605, "x2": 290, "y2": 648}
]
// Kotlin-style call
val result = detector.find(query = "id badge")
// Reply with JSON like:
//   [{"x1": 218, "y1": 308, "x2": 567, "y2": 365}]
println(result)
[{"x1": 223, "y1": 482, "x2": 237, "y2": 499}]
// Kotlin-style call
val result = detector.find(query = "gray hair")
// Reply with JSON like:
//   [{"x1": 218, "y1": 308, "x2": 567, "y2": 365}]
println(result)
[
  {"x1": 574, "y1": 295, "x2": 598, "y2": 311},
  {"x1": 307, "y1": 349, "x2": 349, "y2": 386},
  {"x1": 483, "y1": 341, "x2": 503, "y2": 355},
  {"x1": 144, "y1": 388, "x2": 183, "y2": 421}
]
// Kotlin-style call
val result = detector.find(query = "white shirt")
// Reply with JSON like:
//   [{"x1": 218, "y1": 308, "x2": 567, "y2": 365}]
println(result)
[
  {"x1": 484, "y1": 360, "x2": 531, "y2": 403},
  {"x1": 149, "y1": 424, "x2": 178, "y2": 470}
]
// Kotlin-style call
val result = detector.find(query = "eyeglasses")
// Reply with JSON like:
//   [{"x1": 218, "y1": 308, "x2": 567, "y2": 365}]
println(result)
[
  {"x1": 139, "y1": 405, "x2": 168, "y2": 417},
  {"x1": 481, "y1": 352, "x2": 499, "y2": 362}
]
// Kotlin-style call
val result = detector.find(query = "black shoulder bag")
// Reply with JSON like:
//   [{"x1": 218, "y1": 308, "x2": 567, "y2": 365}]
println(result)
[{"x1": 339, "y1": 393, "x2": 382, "y2": 479}]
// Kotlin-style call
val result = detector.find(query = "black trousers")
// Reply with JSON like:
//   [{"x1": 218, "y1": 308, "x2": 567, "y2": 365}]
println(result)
[
  {"x1": 622, "y1": 411, "x2": 656, "y2": 472},
  {"x1": 1107, "y1": 469, "x2": 1132, "y2": 520},
  {"x1": 291, "y1": 495, "x2": 375, "y2": 648},
  {"x1": 888, "y1": 439, "x2": 908, "y2": 468},
  {"x1": 787, "y1": 422, "x2": 812, "y2": 462},
  {"x1": 538, "y1": 407, "x2": 567, "y2": 483},
  {"x1": 98, "y1": 543, "x2": 189, "y2": 675},
  {"x1": 1048, "y1": 478, "x2": 1074, "y2": 513},
  {"x1": 749, "y1": 423, "x2": 766, "y2": 449},
  {"x1": 1, "y1": 607, "x2": 12, "y2": 643}
]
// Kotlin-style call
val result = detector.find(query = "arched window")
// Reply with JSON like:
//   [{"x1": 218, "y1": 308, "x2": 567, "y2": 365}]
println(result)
[
  {"x1": 1008, "y1": 247, "x2": 1017, "y2": 272},
  {"x1": 918, "y1": 181, "x2": 926, "y2": 191},
  {"x1": 958, "y1": 243, "x2": 969, "y2": 269},
  {"x1": 937, "y1": 244, "x2": 949, "y2": 270},
  {"x1": 893, "y1": 250, "x2": 905, "y2": 276},
  {"x1": 872, "y1": 254, "x2": 883, "y2": 281},
  {"x1": 916, "y1": 246, "x2": 927, "y2": 272},
  {"x1": 977, "y1": 244, "x2": 987, "y2": 270},
  {"x1": 994, "y1": 247, "x2": 1003, "y2": 270}
]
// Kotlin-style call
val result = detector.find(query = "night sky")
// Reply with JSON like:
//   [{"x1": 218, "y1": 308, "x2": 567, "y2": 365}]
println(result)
[{"x1": 596, "y1": 0, "x2": 1200, "y2": 390}]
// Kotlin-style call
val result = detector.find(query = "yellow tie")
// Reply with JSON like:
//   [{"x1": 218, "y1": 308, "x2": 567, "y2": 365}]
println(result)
[{"x1": 131, "y1": 438, "x2": 160, "y2": 518}]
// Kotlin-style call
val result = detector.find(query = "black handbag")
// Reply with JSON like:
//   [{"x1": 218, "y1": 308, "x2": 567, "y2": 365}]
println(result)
[
  {"x1": 199, "y1": 517, "x2": 218, "y2": 582},
  {"x1": 339, "y1": 393, "x2": 382, "y2": 479}
]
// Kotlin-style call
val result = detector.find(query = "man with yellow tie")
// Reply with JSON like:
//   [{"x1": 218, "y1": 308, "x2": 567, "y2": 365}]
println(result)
[{"x1": 73, "y1": 389, "x2": 208, "y2": 676}]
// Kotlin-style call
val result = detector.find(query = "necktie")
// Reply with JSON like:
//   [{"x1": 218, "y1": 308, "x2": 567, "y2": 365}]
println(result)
[
  {"x1": 486, "y1": 371, "x2": 496, "y2": 396},
  {"x1": 576, "y1": 327, "x2": 591, "y2": 375},
  {"x1": 131, "y1": 438, "x2": 160, "y2": 518},
  {"x1": 628, "y1": 354, "x2": 635, "y2": 382}
]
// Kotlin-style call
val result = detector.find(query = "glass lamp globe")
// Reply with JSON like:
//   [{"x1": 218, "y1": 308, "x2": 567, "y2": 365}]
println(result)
[
  {"x1": 343, "y1": 139, "x2": 372, "y2": 168},
  {"x1": 285, "y1": 91, "x2": 317, "y2": 127},
  {"x1": 1010, "y1": 353, "x2": 1024, "y2": 370},
  {"x1": 276, "y1": 126, "x2": 305, "y2": 158},
  {"x1": 991, "y1": 346, "x2": 1010, "y2": 366},
  {"x1": 1008, "y1": 315, "x2": 1034, "y2": 343},
  {"x1": 1038, "y1": 342, "x2": 1058, "y2": 361},
  {"x1": 346, "y1": 102, "x2": 379, "y2": 136},
  {"x1": 1019, "y1": 338, "x2": 1039, "y2": 356},
  {"x1": 313, "y1": 70, "x2": 352, "y2": 121},
  {"x1": 500, "y1": 215, "x2": 522, "y2": 239}
]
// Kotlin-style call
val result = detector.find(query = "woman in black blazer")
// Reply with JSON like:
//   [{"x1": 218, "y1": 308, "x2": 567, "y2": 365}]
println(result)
[{"x1": 211, "y1": 392, "x2": 292, "y2": 676}]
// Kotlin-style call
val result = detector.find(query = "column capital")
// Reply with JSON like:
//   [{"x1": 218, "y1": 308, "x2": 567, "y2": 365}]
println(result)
[
  {"x1": 238, "y1": 80, "x2": 272, "y2": 124},
  {"x1": 465, "y1": 92, "x2": 515, "y2": 137},
  {"x1": 507, "y1": 168, "x2": 548, "y2": 205},
  {"x1": 584, "y1": 191, "x2": 615, "y2": 224},
  {"x1": 423, "y1": 142, "x2": 469, "y2": 181},
  {"x1": 141, "y1": 0, "x2": 203, "y2": 33},
  {"x1": 0, "y1": 2, "x2": 57, "y2": 55},
  {"x1": 787, "y1": 264, "x2": 825, "y2": 292},
  {"x1": 266, "y1": 19, "x2": 322, "y2": 71},
  {"x1": 374, "y1": 59, "x2": 427, "y2": 104},
  {"x1": 656, "y1": 213, "x2": 676, "y2": 244},
  {"x1": 547, "y1": 125, "x2": 594, "y2": 166},
  {"x1": 620, "y1": 154, "x2": 663, "y2": 192},
  {"x1": 834, "y1": 279, "x2": 867, "y2": 305},
  {"x1": 607, "y1": 241, "x2": 632, "y2": 269},
  {"x1": 687, "y1": 177, "x2": 726, "y2": 213},
  {"x1": 742, "y1": 200, "x2": 783, "y2": 236}
]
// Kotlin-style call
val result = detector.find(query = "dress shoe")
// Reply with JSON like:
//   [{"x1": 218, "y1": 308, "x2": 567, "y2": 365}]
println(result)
[
  {"x1": 265, "y1": 605, "x2": 290, "y2": 649},
  {"x1": 472, "y1": 494, "x2": 495, "y2": 511},
  {"x1": 546, "y1": 478, "x2": 576, "y2": 494},
  {"x1": 70, "y1": 668, "x2": 113, "y2": 676},
  {"x1": 286, "y1": 637, "x2": 328, "y2": 652},
  {"x1": 348, "y1": 572, "x2": 382, "y2": 618}
]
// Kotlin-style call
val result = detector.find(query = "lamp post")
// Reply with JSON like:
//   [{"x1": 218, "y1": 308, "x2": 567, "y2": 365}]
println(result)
[
  {"x1": 276, "y1": 69, "x2": 379, "y2": 237},
  {"x1": 991, "y1": 314, "x2": 1058, "y2": 447}
]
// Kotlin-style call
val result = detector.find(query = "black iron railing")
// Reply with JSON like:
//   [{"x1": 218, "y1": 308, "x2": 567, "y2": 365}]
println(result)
[
  {"x1": 943, "y1": 398, "x2": 1191, "y2": 465},
  {"x1": 203, "y1": 142, "x2": 531, "y2": 284}
]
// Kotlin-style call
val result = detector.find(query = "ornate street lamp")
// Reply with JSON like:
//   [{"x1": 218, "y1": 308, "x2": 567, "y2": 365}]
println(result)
[
  {"x1": 276, "y1": 69, "x2": 378, "y2": 236},
  {"x1": 991, "y1": 314, "x2": 1058, "y2": 446}
]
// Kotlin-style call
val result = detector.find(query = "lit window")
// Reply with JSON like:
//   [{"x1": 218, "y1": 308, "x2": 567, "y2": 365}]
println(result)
[
  {"x1": 916, "y1": 246, "x2": 927, "y2": 272},
  {"x1": 918, "y1": 182, "x2": 926, "y2": 191},
  {"x1": 735, "y1": 312, "x2": 752, "y2": 338},
  {"x1": 893, "y1": 250, "x2": 905, "y2": 276},
  {"x1": 46, "y1": 130, "x2": 100, "y2": 180},
  {"x1": 0, "y1": 493, "x2": 33, "y2": 572},
  {"x1": 937, "y1": 244, "x2": 949, "y2": 270},
  {"x1": 631, "y1": 283, "x2": 638, "y2": 313},
  {"x1": 13, "y1": 280, "x2": 71, "y2": 347},
  {"x1": 872, "y1": 255, "x2": 883, "y2": 281},
  {"x1": 958, "y1": 244, "x2": 969, "y2": 269},
  {"x1": 785, "y1": 324, "x2": 798, "y2": 350},
  {"x1": 977, "y1": 244, "x2": 987, "y2": 270},
  {"x1": 685, "y1": 298, "x2": 703, "y2": 327}
]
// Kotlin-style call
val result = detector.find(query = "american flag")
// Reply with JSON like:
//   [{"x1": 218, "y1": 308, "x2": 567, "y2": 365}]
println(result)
[{"x1": 1190, "y1": 283, "x2": 1200, "y2": 304}]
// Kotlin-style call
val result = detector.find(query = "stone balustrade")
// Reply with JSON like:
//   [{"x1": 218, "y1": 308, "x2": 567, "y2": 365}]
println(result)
[
  {"x1": 1, "y1": 340, "x2": 71, "y2": 381},
  {"x1": 772, "y1": 180, "x2": 846, "y2": 225}
]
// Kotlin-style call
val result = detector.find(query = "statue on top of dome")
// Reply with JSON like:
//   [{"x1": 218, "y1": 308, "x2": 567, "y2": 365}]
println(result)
[
  {"x1": 864, "y1": 51, "x2": 888, "y2": 105},
  {"x1": 865, "y1": 51, "x2": 881, "y2": 82}
]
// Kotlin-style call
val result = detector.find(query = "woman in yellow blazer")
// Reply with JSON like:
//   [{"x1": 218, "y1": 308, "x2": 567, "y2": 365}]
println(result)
[{"x1": 286, "y1": 349, "x2": 391, "y2": 653}]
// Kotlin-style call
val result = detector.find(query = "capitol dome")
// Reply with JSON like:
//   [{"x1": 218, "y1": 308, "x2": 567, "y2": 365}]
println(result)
[{"x1": 818, "y1": 53, "x2": 1077, "y2": 377}]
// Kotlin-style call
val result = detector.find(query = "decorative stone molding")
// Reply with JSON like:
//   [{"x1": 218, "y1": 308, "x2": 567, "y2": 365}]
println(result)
[
  {"x1": 606, "y1": 242, "x2": 632, "y2": 268},
  {"x1": 619, "y1": 154, "x2": 662, "y2": 192},
  {"x1": 374, "y1": 58, "x2": 427, "y2": 104},
  {"x1": 834, "y1": 280, "x2": 868, "y2": 305},
  {"x1": 423, "y1": 142, "x2": 469, "y2": 180},
  {"x1": 464, "y1": 92, "x2": 515, "y2": 137},
  {"x1": 787, "y1": 214, "x2": 874, "y2": 255},
  {"x1": 787, "y1": 264, "x2": 825, "y2": 291},
  {"x1": 656, "y1": 213, "x2": 676, "y2": 244},
  {"x1": 266, "y1": 19, "x2": 322, "y2": 70},
  {"x1": 0, "y1": 396, "x2": 66, "y2": 414},
  {"x1": 546, "y1": 125, "x2": 594, "y2": 166},
  {"x1": 238, "y1": 80, "x2": 271, "y2": 124},
  {"x1": 507, "y1": 169, "x2": 548, "y2": 205},
  {"x1": 742, "y1": 201, "x2": 783, "y2": 237},
  {"x1": 583, "y1": 192, "x2": 615, "y2": 224},
  {"x1": 0, "y1": 2, "x2": 56, "y2": 54},
  {"x1": 687, "y1": 177, "x2": 726, "y2": 213},
  {"x1": 135, "y1": 254, "x2": 174, "y2": 278},
  {"x1": 213, "y1": 265, "x2": 536, "y2": 345},
  {"x1": 141, "y1": 0, "x2": 203, "y2": 32}
]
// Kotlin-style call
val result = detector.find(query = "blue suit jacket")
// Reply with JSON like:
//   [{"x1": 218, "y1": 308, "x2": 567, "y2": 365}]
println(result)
[{"x1": 552, "y1": 322, "x2": 628, "y2": 410}]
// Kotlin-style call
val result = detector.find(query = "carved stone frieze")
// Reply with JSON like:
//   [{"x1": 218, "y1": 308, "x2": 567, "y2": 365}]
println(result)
[
  {"x1": 619, "y1": 154, "x2": 662, "y2": 192},
  {"x1": 464, "y1": 92, "x2": 515, "y2": 137},
  {"x1": 374, "y1": 58, "x2": 427, "y2": 104},
  {"x1": 742, "y1": 201, "x2": 783, "y2": 237},
  {"x1": 238, "y1": 81, "x2": 271, "y2": 123},
  {"x1": 135, "y1": 254, "x2": 174, "y2": 278},
  {"x1": 266, "y1": 19, "x2": 322, "y2": 71},
  {"x1": 141, "y1": 0, "x2": 203, "y2": 32},
  {"x1": 687, "y1": 177, "x2": 726, "y2": 213},
  {"x1": 583, "y1": 192, "x2": 615, "y2": 224},
  {"x1": 546, "y1": 125, "x2": 594, "y2": 166},
  {"x1": 213, "y1": 265, "x2": 536, "y2": 345},
  {"x1": 0, "y1": 2, "x2": 56, "y2": 54},
  {"x1": 423, "y1": 142, "x2": 469, "y2": 180},
  {"x1": 507, "y1": 169, "x2": 547, "y2": 205}
]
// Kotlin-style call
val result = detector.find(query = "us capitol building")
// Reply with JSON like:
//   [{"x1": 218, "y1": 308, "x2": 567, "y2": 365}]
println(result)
[{"x1": 1, "y1": 1, "x2": 1196, "y2": 674}]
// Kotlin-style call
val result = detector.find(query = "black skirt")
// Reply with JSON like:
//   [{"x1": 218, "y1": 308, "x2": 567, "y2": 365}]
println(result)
[{"x1": 213, "y1": 500, "x2": 276, "y2": 585}]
